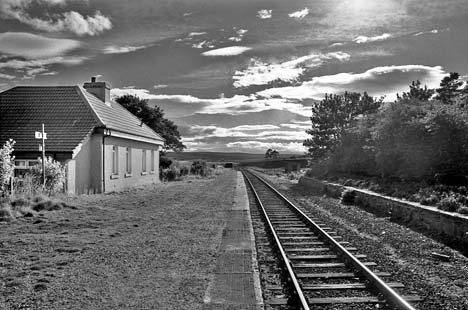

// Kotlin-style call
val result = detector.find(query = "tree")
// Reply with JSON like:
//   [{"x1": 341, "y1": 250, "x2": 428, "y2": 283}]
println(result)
[
  {"x1": 115, "y1": 95, "x2": 185, "y2": 152},
  {"x1": 303, "y1": 92, "x2": 382, "y2": 159},
  {"x1": 265, "y1": 148, "x2": 279, "y2": 159},
  {"x1": 435, "y1": 72, "x2": 463, "y2": 104},
  {"x1": 397, "y1": 80, "x2": 434, "y2": 101}
]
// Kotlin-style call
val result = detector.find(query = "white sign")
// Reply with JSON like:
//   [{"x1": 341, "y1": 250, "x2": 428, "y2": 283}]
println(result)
[
  {"x1": 35, "y1": 131, "x2": 47, "y2": 139},
  {"x1": 38, "y1": 144, "x2": 43, "y2": 151}
]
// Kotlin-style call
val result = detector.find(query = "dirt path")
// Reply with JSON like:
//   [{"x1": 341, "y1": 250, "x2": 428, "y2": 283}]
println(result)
[{"x1": 0, "y1": 170, "x2": 236, "y2": 310}]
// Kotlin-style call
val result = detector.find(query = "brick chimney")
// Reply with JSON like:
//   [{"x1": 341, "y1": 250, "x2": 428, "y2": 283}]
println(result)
[{"x1": 83, "y1": 76, "x2": 111, "y2": 106}]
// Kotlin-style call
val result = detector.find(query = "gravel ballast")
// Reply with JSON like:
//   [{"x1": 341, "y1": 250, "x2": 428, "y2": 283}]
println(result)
[
  {"x1": 257, "y1": 171, "x2": 468, "y2": 310},
  {"x1": 0, "y1": 170, "x2": 236, "y2": 309}
]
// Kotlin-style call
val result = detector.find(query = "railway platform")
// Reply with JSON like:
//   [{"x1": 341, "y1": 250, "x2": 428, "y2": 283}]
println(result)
[{"x1": 203, "y1": 171, "x2": 263, "y2": 310}]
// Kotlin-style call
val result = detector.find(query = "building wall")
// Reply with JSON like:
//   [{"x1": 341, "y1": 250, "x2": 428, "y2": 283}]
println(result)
[
  {"x1": 73, "y1": 134, "x2": 102, "y2": 194},
  {"x1": 103, "y1": 136, "x2": 160, "y2": 192}
]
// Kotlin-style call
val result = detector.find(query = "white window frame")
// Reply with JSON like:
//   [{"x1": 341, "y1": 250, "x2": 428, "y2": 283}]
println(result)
[
  {"x1": 142, "y1": 149, "x2": 147, "y2": 173},
  {"x1": 112, "y1": 145, "x2": 119, "y2": 175},
  {"x1": 150, "y1": 150, "x2": 155, "y2": 172},
  {"x1": 125, "y1": 147, "x2": 132, "y2": 176}
]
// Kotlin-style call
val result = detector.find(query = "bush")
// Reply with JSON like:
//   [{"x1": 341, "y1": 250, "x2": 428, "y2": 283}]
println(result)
[
  {"x1": 437, "y1": 195, "x2": 461, "y2": 212},
  {"x1": 191, "y1": 160, "x2": 209, "y2": 177},
  {"x1": 0, "y1": 139, "x2": 15, "y2": 196},
  {"x1": 457, "y1": 206, "x2": 468, "y2": 215},
  {"x1": 341, "y1": 189, "x2": 356, "y2": 205},
  {"x1": 0, "y1": 203, "x2": 14, "y2": 221},
  {"x1": 160, "y1": 156, "x2": 172, "y2": 169},
  {"x1": 30, "y1": 157, "x2": 66, "y2": 193}
]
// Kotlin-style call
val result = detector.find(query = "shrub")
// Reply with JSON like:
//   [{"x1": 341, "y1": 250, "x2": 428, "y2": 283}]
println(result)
[
  {"x1": 159, "y1": 156, "x2": 172, "y2": 169},
  {"x1": 419, "y1": 194, "x2": 440, "y2": 206},
  {"x1": 0, "y1": 203, "x2": 14, "y2": 221},
  {"x1": 341, "y1": 189, "x2": 356, "y2": 205},
  {"x1": 437, "y1": 195, "x2": 461, "y2": 212},
  {"x1": 457, "y1": 206, "x2": 468, "y2": 215},
  {"x1": 191, "y1": 160, "x2": 209, "y2": 177},
  {"x1": 0, "y1": 139, "x2": 15, "y2": 195},
  {"x1": 30, "y1": 157, "x2": 66, "y2": 193},
  {"x1": 161, "y1": 167, "x2": 177, "y2": 182}
]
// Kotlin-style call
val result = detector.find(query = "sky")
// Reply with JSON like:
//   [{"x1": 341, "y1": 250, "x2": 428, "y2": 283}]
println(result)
[{"x1": 1, "y1": 0, "x2": 468, "y2": 154}]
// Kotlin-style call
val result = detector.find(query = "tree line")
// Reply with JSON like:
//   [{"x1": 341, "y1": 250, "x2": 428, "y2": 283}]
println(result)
[{"x1": 304, "y1": 72, "x2": 468, "y2": 184}]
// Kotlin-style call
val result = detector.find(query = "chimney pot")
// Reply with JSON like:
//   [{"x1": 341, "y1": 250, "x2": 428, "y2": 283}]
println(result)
[{"x1": 91, "y1": 76, "x2": 96, "y2": 82}]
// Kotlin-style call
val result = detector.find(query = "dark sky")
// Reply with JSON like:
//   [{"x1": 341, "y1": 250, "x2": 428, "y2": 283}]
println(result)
[{"x1": 1, "y1": 0, "x2": 468, "y2": 153}]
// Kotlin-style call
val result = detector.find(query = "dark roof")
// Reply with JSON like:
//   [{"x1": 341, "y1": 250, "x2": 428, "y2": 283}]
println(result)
[{"x1": 0, "y1": 86, "x2": 163, "y2": 152}]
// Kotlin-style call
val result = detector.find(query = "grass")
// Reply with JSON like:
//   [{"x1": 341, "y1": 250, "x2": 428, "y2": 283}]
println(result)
[{"x1": 0, "y1": 169, "x2": 237, "y2": 309}]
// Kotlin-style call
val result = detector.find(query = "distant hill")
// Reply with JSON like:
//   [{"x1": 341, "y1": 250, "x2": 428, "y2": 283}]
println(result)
[{"x1": 165, "y1": 152, "x2": 303, "y2": 163}]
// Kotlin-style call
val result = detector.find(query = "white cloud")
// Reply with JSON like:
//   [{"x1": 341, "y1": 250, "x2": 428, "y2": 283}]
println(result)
[
  {"x1": 153, "y1": 84, "x2": 168, "y2": 89},
  {"x1": 0, "y1": 72, "x2": 15, "y2": 79},
  {"x1": 0, "y1": 0, "x2": 112, "y2": 36},
  {"x1": 192, "y1": 40, "x2": 207, "y2": 49},
  {"x1": 233, "y1": 52, "x2": 351, "y2": 88},
  {"x1": 231, "y1": 124, "x2": 279, "y2": 131},
  {"x1": 257, "y1": 9, "x2": 272, "y2": 19},
  {"x1": 102, "y1": 45, "x2": 147, "y2": 54},
  {"x1": 0, "y1": 55, "x2": 87, "y2": 78},
  {"x1": 414, "y1": 29, "x2": 441, "y2": 36},
  {"x1": 188, "y1": 32, "x2": 206, "y2": 37},
  {"x1": 258, "y1": 65, "x2": 447, "y2": 102},
  {"x1": 112, "y1": 87, "x2": 311, "y2": 116},
  {"x1": 228, "y1": 29, "x2": 248, "y2": 42},
  {"x1": 330, "y1": 42, "x2": 344, "y2": 47},
  {"x1": 0, "y1": 32, "x2": 81, "y2": 59},
  {"x1": 202, "y1": 46, "x2": 251, "y2": 57},
  {"x1": 288, "y1": 8, "x2": 309, "y2": 19},
  {"x1": 226, "y1": 141, "x2": 306, "y2": 153},
  {"x1": 353, "y1": 33, "x2": 391, "y2": 44}
]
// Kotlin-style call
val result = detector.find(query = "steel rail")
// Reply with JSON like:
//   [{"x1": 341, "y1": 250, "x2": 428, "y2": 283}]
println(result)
[
  {"x1": 245, "y1": 169, "x2": 418, "y2": 310},
  {"x1": 243, "y1": 170, "x2": 310, "y2": 310}
]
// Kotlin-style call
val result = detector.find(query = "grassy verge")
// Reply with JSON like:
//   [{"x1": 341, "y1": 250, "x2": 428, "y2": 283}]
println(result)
[{"x1": 0, "y1": 169, "x2": 236, "y2": 309}]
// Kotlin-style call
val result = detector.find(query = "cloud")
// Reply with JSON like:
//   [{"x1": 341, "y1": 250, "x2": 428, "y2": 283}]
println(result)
[
  {"x1": 226, "y1": 141, "x2": 305, "y2": 153},
  {"x1": 257, "y1": 9, "x2": 272, "y2": 19},
  {"x1": 288, "y1": 8, "x2": 309, "y2": 19},
  {"x1": 188, "y1": 32, "x2": 207, "y2": 37},
  {"x1": 153, "y1": 84, "x2": 168, "y2": 89},
  {"x1": 0, "y1": 0, "x2": 112, "y2": 36},
  {"x1": 202, "y1": 46, "x2": 251, "y2": 57},
  {"x1": 0, "y1": 55, "x2": 87, "y2": 78},
  {"x1": 353, "y1": 33, "x2": 391, "y2": 44},
  {"x1": 0, "y1": 72, "x2": 15, "y2": 80},
  {"x1": 233, "y1": 52, "x2": 351, "y2": 88},
  {"x1": 112, "y1": 86, "x2": 311, "y2": 116},
  {"x1": 258, "y1": 65, "x2": 447, "y2": 102},
  {"x1": 414, "y1": 29, "x2": 442, "y2": 36},
  {"x1": 102, "y1": 45, "x2": 148, "y2": 54},
  {"x1": 228, "y1": 29, "x2": 248, "y2": 42},
  {"x1": 330, "y1": 42, "x2": 344, "y2": 47},
  {"x1": 0, "y1": 32, "x2": 82, "y2": 59}
]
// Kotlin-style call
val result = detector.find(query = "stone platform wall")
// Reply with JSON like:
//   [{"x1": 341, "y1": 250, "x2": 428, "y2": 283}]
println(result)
[{"x1": 298, "y1": 176, "x2": 468, "y2": 247}]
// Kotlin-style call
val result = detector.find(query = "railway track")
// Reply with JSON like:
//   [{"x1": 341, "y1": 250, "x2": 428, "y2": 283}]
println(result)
[{"x1": 242, "y1": 169, "x2": 422, "y2": 310}]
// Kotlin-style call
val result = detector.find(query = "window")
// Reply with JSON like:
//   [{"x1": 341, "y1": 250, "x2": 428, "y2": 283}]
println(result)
[
  {"x1": 125, "y1": 147, "x2": 132, "y2": 174},
  {"x1": 112, "y1": 145, "x2": 119, "y2": 174},
  {"x1": 142, "y1": 149, "x2": 147, "y2": 173},
  {"x1": 151, "y1": 150, "x2": 155, "y2": 172}
]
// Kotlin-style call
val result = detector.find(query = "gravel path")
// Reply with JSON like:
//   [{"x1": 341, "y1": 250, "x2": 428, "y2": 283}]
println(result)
[
  {"x1": 257, "y1": 171, "x2": 468, "y2": 310},
  {"x1": 0, "y1": 170, "x2": 236, "y2": 310}
]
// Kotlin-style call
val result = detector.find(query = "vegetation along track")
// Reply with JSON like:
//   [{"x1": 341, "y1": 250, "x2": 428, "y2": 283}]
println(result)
[{"x1": 242, "y1": 168, "x2": 422, "y2": 310}]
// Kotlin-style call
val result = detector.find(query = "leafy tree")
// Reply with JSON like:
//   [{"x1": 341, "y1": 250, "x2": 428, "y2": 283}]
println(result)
[
  {"x1": 435, "y1": 72, "x2": 463, "y2": 104},
  {"x1": 115, "y1": 95, "x2": 185, "y2": 152},
  {"x1": 303, "y1": 92, "x2": 382, "y2": 159},
  {"x1": 265, "y1": 148, "x2": 280, "y2": 159},
  {"x1": 397, "y1": 80, "x2": 434, "y2": 101}
]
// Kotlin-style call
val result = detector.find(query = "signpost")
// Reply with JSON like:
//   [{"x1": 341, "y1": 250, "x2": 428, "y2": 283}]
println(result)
[{"x1": 35, "y1": 124, "x2": 47, "y2": 188}]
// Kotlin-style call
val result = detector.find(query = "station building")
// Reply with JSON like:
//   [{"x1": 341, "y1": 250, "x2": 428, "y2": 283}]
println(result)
[{"x1": 0, "y1": 77, "x2": 164, "y2": 194}]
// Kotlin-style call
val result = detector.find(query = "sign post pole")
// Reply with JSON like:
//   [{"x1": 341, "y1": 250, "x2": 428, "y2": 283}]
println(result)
[{"x1": 42, "y1": 123, "x2": 46, "y2": 189}]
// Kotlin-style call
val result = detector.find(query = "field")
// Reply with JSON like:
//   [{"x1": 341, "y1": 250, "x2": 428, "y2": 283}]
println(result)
[
  {"x1": 165, "y1": 151, "x2": 302, "y2": 163},
  {"x1": 0, "y1": 170, "x2": 236, "y2": 310}
]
